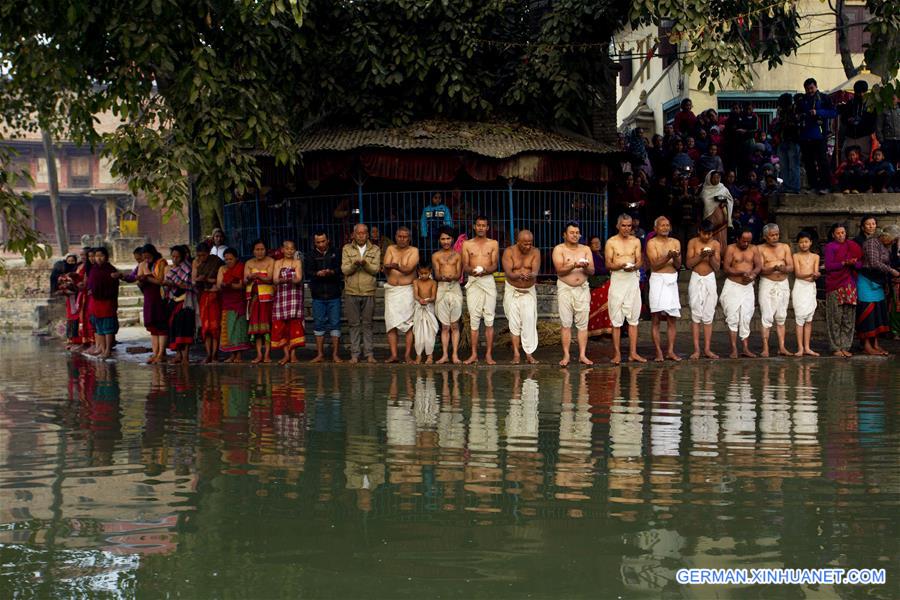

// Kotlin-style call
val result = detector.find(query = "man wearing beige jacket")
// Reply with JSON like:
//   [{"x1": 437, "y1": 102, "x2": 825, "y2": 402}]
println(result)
[{"x1": 342, "y1": 223, "x2": 382, "y2": 363}]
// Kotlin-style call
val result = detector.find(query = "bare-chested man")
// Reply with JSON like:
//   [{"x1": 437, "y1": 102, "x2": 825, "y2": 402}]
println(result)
[
  {"x1": 757, "y1": 223, "x2": 794, "y2": 357},
  {"x1": 432, "y1": 227, "x2": 463, "y2": 364},
  {"x1": 646, "y1": 216, "x2": 683, "y2": 362},
  {"x1": 382, "y1": 226, "x2": 420, "y2": 363},
  {"x1": 605, "y1": 214, "x2": 645, "y2": 365},
  {"x1": 503, "y1": 230, "x2": 541, "y2": 364},
  {"x1": 720, "y1": 228, "x2": 763, "y2": 358},
  {"x1": 462, "y1": 216, "x2": 499, "y2": 365},
  {"x1": 685, "y1": 219, "x2": 722, "y2": 359},
  {"x1": 554, "y1": 222, "x2": 594, "y2": 366}
]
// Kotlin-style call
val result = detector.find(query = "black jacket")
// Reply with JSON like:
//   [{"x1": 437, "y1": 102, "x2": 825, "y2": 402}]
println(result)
[{"x1": 305, "y1": 247, "x2": 343, "y2": 300}]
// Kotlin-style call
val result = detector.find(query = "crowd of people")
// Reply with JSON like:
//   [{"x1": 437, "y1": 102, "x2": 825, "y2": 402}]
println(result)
[
  {"x1": 612, "y1": 79, "x2": 900, "y2": 249},
  {"x1": 53, "y1": 210, "x2": 900, "y2": 366}
]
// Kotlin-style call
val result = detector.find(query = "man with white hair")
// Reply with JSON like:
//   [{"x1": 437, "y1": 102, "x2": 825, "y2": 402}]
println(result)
[
  {"x1": 341, "y1": 223, "x2": 381, "y2": 363},
  {"x1": 605, "y1": 213, "x2": 646, "y2": 364},
  {"x1": 757, "y1": 223, "x2": 794, "y2": 357},
  {"x1": 646, "y1": 215, "x2": 682, "y2": 361}
]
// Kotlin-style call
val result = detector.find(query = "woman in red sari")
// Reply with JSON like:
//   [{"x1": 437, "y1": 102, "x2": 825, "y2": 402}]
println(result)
[
  {"x1": 217, "y1": 248, "x2": 251, "y2": 362},
  {"x1": 588, "y1": 236, "x2": 612, "y2": 337},
  {"x1": 75, "y1": 248, "x2": 96, "y2": 350},
  {"x1": 192, "y1": 243, "x2": 224, "y2": 363}
]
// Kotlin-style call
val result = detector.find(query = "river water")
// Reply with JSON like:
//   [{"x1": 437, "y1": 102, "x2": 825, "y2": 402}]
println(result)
[{"x1": 0, "y1": 338, "x2": 897, "y2": 598}]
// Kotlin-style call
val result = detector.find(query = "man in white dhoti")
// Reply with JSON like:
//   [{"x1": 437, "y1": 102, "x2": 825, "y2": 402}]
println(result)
[
  {"x1": 382, "y1": 227, "x2": 419, "y2": 363},
  {"x1": 502, "y1": 230, "x2": 541, "y2": 364},
  {"x1": 721, "y1": 229, "x2": 763, "y2": 358},
  {"x1": 462, "y1": 216, "x2": 500, "y2": 365},
  {"x1": 685, "y1": 219, "x2": 722, "y2": 359},
  {"x1": 553, "y1": 222, "x2": 595, "y2": 366},
  {"x1": 791, "y1": 231, "x2": 821, "y2": 356},
  {"x1": 432, "y1": 228, "x2": 464, "y2": 364},
  {"x1": 646, "y1": 216, "x2": 683, "y2": 362},
  {"x1": 757, "y1": 223, "x2": 794, "y2": 357},
  {"x1": 605, "y1": 214, "x2": 646, "y2": 364}
]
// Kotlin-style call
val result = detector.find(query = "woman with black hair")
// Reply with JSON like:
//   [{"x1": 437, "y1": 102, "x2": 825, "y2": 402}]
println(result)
[
  {"x1": 137, "y1": 244, "x2": 169, "y2": 363},
  {"x1": 164, "y1": 244, "x2": 196, "y2": 364}
]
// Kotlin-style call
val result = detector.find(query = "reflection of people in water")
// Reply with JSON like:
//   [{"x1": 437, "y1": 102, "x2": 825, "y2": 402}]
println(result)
[
  {"x1": 344, "y1": 371, "x2": 384, "y2": 512},
  {"x1": 465, "y1": 371, "x2": 501, "y2": 515},
  {"x1": 607, "y1": 365, "x2": 645, "y2": 522},
  {"x1": 555, "y1": 370, "x2": 594, "y2": 512},
  {"x1": 436, "y1": 370, "x2": 466, "y2": 511},
  {"x1": 505, "y1": 370, "x2": 543, "y2": 509}
]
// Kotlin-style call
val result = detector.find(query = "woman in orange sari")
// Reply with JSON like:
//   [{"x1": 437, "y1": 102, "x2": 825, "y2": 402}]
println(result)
[{"x1": 193, "y1": 243, "x2": 224, "y2": 363}]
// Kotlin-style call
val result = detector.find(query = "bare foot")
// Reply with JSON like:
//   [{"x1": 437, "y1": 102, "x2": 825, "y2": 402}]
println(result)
[
  {"x1": 794, "y1": 350, "x2": 804, "y2": 357},
  {"x1": 511, "y1": 354, "x2": 521, "y2": 365},
  {"x1": 777, "y1": 348, "x2": 793, "y2": 357},
  {"x1": 690, "y1": 351, "x2": 700, "y2": 360},
  {"x1": 349, "y1": 357, "x2": 359, "y2": 364},
  {"x1": 729, "y1": 350, "x2": 739, "y2": 359},
  {"x1": 832, "y1": 350, "x2": 845, "y2": 357},
  {"x1": 405, "y1": 356, "x2": 415, "y2": 365},
  {"x1": 525, "y1": 355, "x2": 538, "y2": 364},
  {"x1": 842, "y1": 350, "x2": 853, "y2": 357},
  {"x1": 704, "y1": 350, "x2": 719, "y2": 359},
  {"x1": 367, "y1": 356, "x2": 377, "y2": 364},
  {"x1": 452, "y1": 356, "x2": 461, "y2": 365},
  {"x1": 384, "y1": 356, "x2": 399, "y2": 364},
  {"x1": 414, "y1": 356, "x2": 421, "y2": 364},
  {"x1": 311, "y1": 354, "x2": 325, "y2": 363},
  {"x1": 628, "y1": 353, "x2": 647, "y2": 363},
  {"x1": 436, "y1": 356, "x2": 449, "y2": 364},
  {"x1": 559, "y1": 356, "x2": 571, "y2": 367},
  {"x1": 654, "y1": 352, "x2": 665, "y2": 363},
  {"x1": 863, "y1": 348, "x2": 881, "y2": 356},
  {"x1": 262, "y1": 357, "x2": 272, "y2": 364},
  {"x1": 666, "y1": 352, "x2": 682, "y2": 362},
  {"x1": 251, "y1": 356, "x2": 263, "y2": 364},
  {"x1": 741, "y1": 349, "x2": 757, "y2": 358},
  {"x1": 579, "y1": 356, "x2": 593, "y2": 365},
  {"x1": 278, "y1": 357, "x2": 290, "y2": 366},
  {"x1": 803, "y1": 349, "x2": 820, "y2": 357},
  {"x1": 332, "y1": 355, "x2": 343, "y2": 363},
  {"x1": 485, "y1": 356, "x2": 496, "y2": 365},
  {"x1": 146, "y1": 357, "x2": 157, "y2": 365},
  {"x1": 760, "y1": 350, "x2": 770, "y2": 358},
  {"x1": 464, "y1": 355, "x2": 478, "y2": 365},
  {"x1": 425, "y1": 356, "x2": 433, "y2": 364},
  {"x1": 610, "y1": 355, "x2": 622, "y2": 365},
  {"x1": 170, "y1": 357, "x2": 183, "y2": 365}
]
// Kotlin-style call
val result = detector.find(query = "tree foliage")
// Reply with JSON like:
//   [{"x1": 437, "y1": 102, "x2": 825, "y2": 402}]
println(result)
[{"x1": 0, "y1": 0, "x2": 897, "y2": 263}]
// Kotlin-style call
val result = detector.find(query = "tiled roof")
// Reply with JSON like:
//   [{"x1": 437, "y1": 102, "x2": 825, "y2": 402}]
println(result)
[{"x1": 294, "y1": 120, "x2": 617, "y2": 159}]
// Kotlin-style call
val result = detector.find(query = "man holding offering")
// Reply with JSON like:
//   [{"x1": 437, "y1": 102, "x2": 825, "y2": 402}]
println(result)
[
  {"x1": 685, "y1": 219, "x2": 721, "y2": 359},
  {"x1": 462, "y1": 216, "x2": 500, "y2": 365},
  {"x1": 553, "y1": 221, "x2": 595, "y2": 366},
  {"x1": 382, "y1": 226, "x2": 420, "y2": 363},
  {"x1": 605, "y1": 214, "x2": 645, "y2": 365},
  {"x1": 502, "y1": 230, "x2": 541, "y2": 364},
  {"x1": 720, "y1": 229, "x2": 763, "y2": 358},
  {"x1": 646, "y1": 216, "x2": 683, "y2": 361}
]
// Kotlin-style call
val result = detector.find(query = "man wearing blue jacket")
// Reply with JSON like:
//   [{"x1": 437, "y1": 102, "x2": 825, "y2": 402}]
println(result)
[
  {"x1": 420, "y1": 192, "x2": 453, "y2": 248},
  {"x1": 797, "y1": 78, "x2": 837, "y2": 194}
]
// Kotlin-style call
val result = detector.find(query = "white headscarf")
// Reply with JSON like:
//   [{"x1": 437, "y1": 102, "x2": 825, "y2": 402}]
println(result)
[{"x1": 701, "y1": 170, "x2": 734, "y2": 222}]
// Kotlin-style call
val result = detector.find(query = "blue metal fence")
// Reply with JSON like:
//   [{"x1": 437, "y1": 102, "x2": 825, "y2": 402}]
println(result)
[{"x1": 223, "y1": 188, "x2": 606, "y2": 277}]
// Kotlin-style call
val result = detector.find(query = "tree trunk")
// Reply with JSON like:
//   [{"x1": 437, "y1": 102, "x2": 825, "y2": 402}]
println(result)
[
  {"x1": 834, "y1": 0, "x2": 859, "y2": 79},
  {"x1": 40, "y1": 128, "x2": 68, "y2": 255}
]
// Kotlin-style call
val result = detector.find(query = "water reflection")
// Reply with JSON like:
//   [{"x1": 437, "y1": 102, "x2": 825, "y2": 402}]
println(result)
[{"x1": 0, "y1": 342, "x2": 896, "y2": 597}]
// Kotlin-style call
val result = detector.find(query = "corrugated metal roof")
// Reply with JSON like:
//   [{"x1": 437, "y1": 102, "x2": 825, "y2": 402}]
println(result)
[{"x1": 293, "y1": 120, "x2": 617, "y2": 159}]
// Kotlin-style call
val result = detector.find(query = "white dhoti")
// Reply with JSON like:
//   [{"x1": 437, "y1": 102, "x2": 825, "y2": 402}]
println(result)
[
  {"x1": 688, "y1": 271, "x2": 718, "y2": 324},
  {"x1": 720, "y1": 278, "x2": 755, "y2": 340},
  {"x1": 413, "y1": 303, "x2": 439, "y2": 356},
  {"x1": 758, "y1": 278, "x2": 790, "y2": 328},
  {"x1": 503, "y1": 282, "x2": 538, "y2": 354},
  {"x1": 557, "y1": 279, "x2": 590, "y2": 330},
  {"x1": 792, "y1": 279, "x2": 817, "y2": 326},
  {"x1": 435, "y1": 281, "x2": 463, "y2": 324},
  {"x1": 649, "y1": 271, "x2": 681, "y2": 317},
  {"x1": 383, "y1": 283, "x2": 415, "y2": 333},
  {"x1": 607, "y1": 270, "x2": 641, "y2": 327},
  {"x1": 465, "y1": 274, "x2": 497, "y2": 330}
]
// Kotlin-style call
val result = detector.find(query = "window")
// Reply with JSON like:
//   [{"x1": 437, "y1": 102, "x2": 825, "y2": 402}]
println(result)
[
  {"x1": 619, "y1": 51, "x2": 633, "y2": 87},
  {"x1": 35, "y1": 158, "x2": 62, "y2": 184},
  {"x1": 836, "y1": 6, "x2": 871, "y2": 54},
  {"x1": 657, "y1": 22, "x2": 676, "y2": 69},
  {"x1": 69, "y1": 156, "x2": 91, "y2": 188}
]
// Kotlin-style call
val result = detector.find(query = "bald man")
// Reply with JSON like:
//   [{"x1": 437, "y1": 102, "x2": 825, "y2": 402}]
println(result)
[{"x1": 502, "y1": 230, "x2": 541, "y2": 364}]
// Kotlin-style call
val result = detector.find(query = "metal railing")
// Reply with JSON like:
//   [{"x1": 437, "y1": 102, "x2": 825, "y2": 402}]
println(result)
[{"x1": 223, "y1": 188, "x2": 607, "y2": 277}]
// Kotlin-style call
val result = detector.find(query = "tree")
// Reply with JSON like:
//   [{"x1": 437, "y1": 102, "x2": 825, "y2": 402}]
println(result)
[{"x1": 1, "y1": 0, "x2": 898, "y2": 264}]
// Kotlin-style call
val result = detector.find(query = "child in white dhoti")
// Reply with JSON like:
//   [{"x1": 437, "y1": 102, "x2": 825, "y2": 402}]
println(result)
[
  {"x1": 791, "y1": 232, "x2": 821, "y2": 356},
  {"x1": 413, "y1": 265, "x2": 438, "y2": 363}
]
